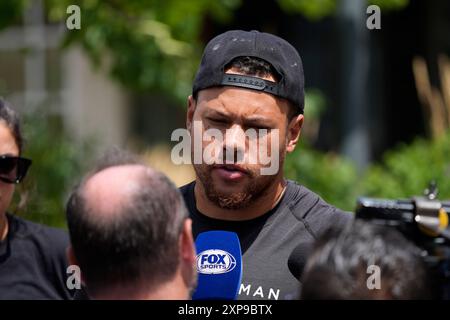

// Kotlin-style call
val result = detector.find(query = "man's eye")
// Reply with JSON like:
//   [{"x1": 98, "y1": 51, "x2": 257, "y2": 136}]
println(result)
[
  {"x1": 207, "y1": 118, "x2": 227, "y2": 124},
  {"x1": 250, "y1": 125, "x2": 271, "y2": 131}
]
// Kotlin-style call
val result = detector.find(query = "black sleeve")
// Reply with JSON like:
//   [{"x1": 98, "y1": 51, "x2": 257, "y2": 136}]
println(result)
[{"x1": 41, "y1": 226, "x2": 76, "y2": 299}]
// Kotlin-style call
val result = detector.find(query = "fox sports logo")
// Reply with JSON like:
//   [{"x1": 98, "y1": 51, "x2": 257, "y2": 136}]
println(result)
[{"x1": 196, "y1": 249, "x2": 237, "y2": 274}]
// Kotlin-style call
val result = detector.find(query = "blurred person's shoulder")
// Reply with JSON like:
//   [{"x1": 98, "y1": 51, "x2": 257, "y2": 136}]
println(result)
[
  {"x1": 2, "y1": 214, "x2": 73, "y2": 299},
  {"x1": 7, "y1": 213, "x2": 70, "y2": 276},
  {"x1": 8, "y1": 213, "x2": 69, "y2": 249},
  {"x1": 179, "y1": 181, "x2": 194, "y2": 196},
  {"x1": 283, "y1": 180, "x2": 353, "y2": 238}
]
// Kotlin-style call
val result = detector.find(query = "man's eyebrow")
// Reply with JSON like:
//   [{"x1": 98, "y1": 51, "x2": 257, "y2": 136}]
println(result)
[
  {"x1": 205, "y1": 110, "x2": 275, "y2": 126},
  {"x1": 242, "y1": 115, "x2": 276, "y2": 127},
  {"x1": 204, "y1": 109, "x2": 231, "y2": 118},
  {"x1": 244, "y1": 115, "x2": 272, "y2": 123}
]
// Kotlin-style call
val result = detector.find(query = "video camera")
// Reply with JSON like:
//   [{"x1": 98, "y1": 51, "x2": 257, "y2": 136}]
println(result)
[{"x1": 355, "y1": 182, "x2": 450, "y2": 299}]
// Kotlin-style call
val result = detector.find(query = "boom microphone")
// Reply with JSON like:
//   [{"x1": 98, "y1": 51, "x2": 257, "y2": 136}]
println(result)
[{"x1": 192, "y1": 231, "x2": 243, "y2": 300}]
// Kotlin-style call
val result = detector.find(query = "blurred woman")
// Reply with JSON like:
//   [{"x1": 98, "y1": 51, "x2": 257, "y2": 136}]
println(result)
[{"x1": 0, "y1": 98, "x2": 73, "y2": 299}]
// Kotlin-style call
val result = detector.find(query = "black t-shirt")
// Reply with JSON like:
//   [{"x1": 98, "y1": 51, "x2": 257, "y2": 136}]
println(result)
[
  {"x1": 180, "y1": 180, "x2": 353, "y2": 300},
  {"x1": 0, "y1": 214, "x2": 73, "y2": 299}
]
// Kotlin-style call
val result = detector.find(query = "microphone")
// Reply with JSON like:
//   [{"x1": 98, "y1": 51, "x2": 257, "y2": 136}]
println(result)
[
  {"x1": 192, "y1": 231, "x2": 243, "y2": 300},
  {"x1": 287, "y1": 242, "x2": 314, "y2": 281}
]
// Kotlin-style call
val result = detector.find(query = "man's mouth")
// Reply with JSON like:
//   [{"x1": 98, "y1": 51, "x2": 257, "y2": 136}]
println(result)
[{"x1": 212, "y1": 164, "x2": 249, "y2": 181}]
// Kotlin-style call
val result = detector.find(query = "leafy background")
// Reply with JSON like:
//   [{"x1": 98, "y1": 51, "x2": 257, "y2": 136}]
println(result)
[{"x1": 3, "y1": 0, "x2": 450, "y2": 228}]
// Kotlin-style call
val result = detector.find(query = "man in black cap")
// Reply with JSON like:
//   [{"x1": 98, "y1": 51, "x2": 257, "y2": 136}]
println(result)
[{"x1": 180, "y1": 30, "x2": 352, "y2": 300}]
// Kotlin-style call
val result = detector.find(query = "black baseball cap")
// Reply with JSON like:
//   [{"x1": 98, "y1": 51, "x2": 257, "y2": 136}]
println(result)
[{"x1": 192, "y1": 30, "x2": 305, "y2": 113}]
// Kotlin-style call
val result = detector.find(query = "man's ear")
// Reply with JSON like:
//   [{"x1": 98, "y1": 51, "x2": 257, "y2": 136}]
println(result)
[
  {"x1": 66, "y1": 246, "x2": 85, "y2": 284},
  {"x1": 180, "y1": 218, "x2": 196, "y2": 264},
  {"x1": 187, "y1": 95, "x2": 197, "y2": 131},
  {"x1": 179, "y1": 218, "x2": 196, "y2": 289},
  {"x1": 286, "y1": 113, "x2": 304, "y2": 153},
  {"x1": 67, "y1": 246, "x2": 78, "y2": 266}
]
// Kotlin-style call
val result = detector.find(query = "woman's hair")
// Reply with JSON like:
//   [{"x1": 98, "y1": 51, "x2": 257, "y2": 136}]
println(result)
[
  {"x1": 0, "y1": 97, "x2": 29, "y2": 212},
  {"x1": 0, "y1": 97, "x2": 24, "y2": 155}
]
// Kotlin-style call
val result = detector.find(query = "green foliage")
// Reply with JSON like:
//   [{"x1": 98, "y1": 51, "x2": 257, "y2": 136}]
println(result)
[
  {"x1": 277, "y1": 0, "x2": 337, "y2": 21},
  {"x1": 287, "y1": 88, "x2": 450, "y2": 210},
  {"x1": 285, "y1": 143, "x2": 360, "y2": 211},
  {"x1": 277, "y1": 0, "x2": 409, "y2": 20},
  {"x1": 12, "y1": 111, "x2": 92, "y2": 228},
  {"x1": 0, "y1": 0, "x2": 412, "y2": 104},
  {"x1": 286, "y1": 132, "x2": 450, "y2": 213},
  {"x1": 0, "y1": 0, "x2": 416, "y2": 227},
  {"x1": 369, "y1": 0, "x2": 409, "y2": 11},
  {"x1": 362, "y1": 133, "x2": 450, "y2": 199},
  {"x1": 0, "y1": 0, "x2": 28, "y2": 30},
  {"x1": 304, "y1": 88, "x2": 327, "y2": 120},
  {"x1": 42, "y1": 0, "x2": 242, "y2": 103}
]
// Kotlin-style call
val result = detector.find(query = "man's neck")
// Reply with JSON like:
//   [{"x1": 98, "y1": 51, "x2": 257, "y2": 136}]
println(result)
[
  {"x1": 0, "y1": 213, "x2": 8, "y2": 242},
  {"x1": 93, "y1": 273, "x2": 191, "y2": 300},
  {"x1": 194, "y1": 177, "x2": 287, "y2": 221}
]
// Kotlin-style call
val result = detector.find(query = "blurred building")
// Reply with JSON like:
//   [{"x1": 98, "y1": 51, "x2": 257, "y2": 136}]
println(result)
[{"x1": 0, "y1": 0, "x2": 129, "y2": 147}]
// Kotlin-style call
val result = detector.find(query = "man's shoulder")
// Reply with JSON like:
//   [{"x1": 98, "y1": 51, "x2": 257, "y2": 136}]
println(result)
[{"x1": 283, "y1": 180, "x2": 353, "y2": 238}]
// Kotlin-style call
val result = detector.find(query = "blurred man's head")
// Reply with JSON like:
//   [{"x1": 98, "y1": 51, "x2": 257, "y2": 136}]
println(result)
[
  {"x1": 66, "y1": 149, "x2": 196, "y2": 299},
  {"x1": 187, "y1": 30, "x2": 304, "y2": 211},
  {"x1": 301, "y1": 220, "x2": 432, "y2": 300}
]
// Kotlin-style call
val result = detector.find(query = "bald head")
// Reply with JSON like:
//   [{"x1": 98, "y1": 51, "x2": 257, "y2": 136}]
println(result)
[
  {"x1": 66, "y1": 150, "x2": 189, "y2": 296},
  {"x1": 83, "y1": 165, "x2": 156, "y2": 221}
]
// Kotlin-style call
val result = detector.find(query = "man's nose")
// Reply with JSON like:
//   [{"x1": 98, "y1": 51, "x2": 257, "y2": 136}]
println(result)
[{"x1": 223, "y1": 124, "x2": 246, "y2": 163}]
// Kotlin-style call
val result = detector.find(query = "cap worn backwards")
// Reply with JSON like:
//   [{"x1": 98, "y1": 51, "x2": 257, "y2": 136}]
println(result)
[{"x1": 192, "y1": 30, "x2": 305, "y2": 113}]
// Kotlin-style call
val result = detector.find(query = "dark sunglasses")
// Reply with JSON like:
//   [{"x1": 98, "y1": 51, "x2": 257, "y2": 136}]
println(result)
[{"x1": 0, "y1": 155, "x2": 32, "y2": 184}]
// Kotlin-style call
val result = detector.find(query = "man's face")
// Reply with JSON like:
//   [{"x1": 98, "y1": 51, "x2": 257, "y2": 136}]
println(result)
[{"x1": 187, "y1": 80, "x2": 302, "y2": 210}]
